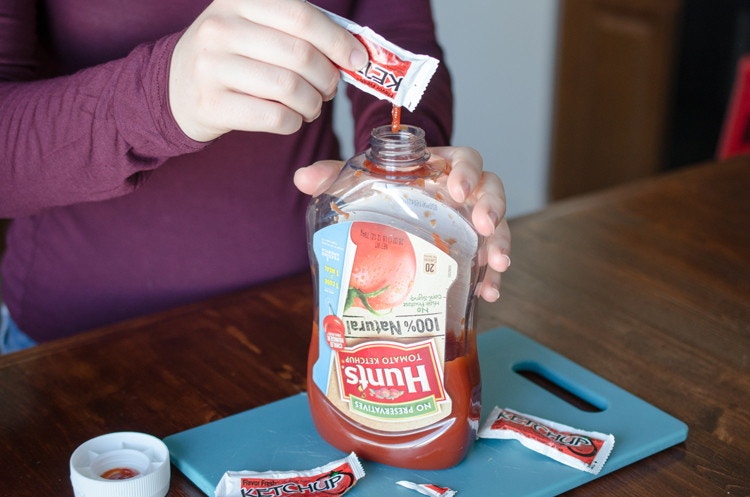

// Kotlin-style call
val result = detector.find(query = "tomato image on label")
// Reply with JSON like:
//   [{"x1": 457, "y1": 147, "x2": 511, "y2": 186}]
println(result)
[
  {"x1": 324, "y1": 314, "x2": 346, "y2": 350},
  {"x1": 346, "y1": 222, "x2": 416, "y2": 313}
]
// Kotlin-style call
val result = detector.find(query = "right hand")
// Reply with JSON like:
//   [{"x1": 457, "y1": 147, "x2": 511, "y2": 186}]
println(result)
[
  {"x1": 169, "y1": 0, "x2": 368, "y2": 142},
  {"x1": 295, "y1": 147, "x2": 513, "y2": 304}
]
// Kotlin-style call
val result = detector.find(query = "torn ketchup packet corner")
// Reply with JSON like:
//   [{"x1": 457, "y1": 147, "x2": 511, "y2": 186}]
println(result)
[
  {"x1": 317, "y1": 6, "x2": 439, "y2": 111},
  {"x1": 214, "y1": 452, "x2": 365, "y2": 497},
  {"x1": 396, "y1": 480, "x2": 457, "y2": 497},
  {"x1": 478, "y1": 407, "x2": 615, "y2": 475}
]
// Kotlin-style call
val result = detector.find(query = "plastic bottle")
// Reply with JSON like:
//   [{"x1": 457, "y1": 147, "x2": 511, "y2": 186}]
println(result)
[{"x1": 306, "y1": 124, "x2": 484, "y2": 469}]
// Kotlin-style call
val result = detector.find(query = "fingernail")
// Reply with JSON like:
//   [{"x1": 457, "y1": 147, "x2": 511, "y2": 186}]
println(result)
[
  {"x1": 460, "y1": 180, "x2": 471, "y2": 202},
  {"x1": 488, "y1": 287, "x2": 501, "y2": 302},
  {"x1": 324, "y1": 86, "x2": 338, "y2": 102},
  {"x1": 350, "y1": 48, "x2": 368, "y2": 70},
  {"x1": 450, "y1": 183, "x2": 465, "y2": 203},
  {"x1": 503, "y1": 254, "x2": 511, "y2": 269},
  {"x1": 486, "y1": 211, "x2": 499, "y2": 229}
]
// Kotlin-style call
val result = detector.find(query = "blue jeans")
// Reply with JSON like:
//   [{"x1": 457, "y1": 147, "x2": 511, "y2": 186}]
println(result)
[{"x1": 0, "y1": 304, "x2": 37, "y2": 354}]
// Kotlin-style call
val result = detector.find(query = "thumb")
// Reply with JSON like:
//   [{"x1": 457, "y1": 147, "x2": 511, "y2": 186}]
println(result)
[{"x1": 293, "y1": 160, "x2": 345, "y2": 197}]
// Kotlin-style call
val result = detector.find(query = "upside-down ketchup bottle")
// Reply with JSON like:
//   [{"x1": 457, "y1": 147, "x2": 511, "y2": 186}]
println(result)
[{"x1": 305, "y1": 124, "x2": 485, "y2": 469}]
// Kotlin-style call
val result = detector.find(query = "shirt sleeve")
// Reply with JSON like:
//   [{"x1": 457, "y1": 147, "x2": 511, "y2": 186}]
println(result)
[
  {"x1": 0, "y1": 4, "x2": 207, "y2": 217},
  {"x1": 346, "y1": 0, "x2": 453, "y2": 152}
]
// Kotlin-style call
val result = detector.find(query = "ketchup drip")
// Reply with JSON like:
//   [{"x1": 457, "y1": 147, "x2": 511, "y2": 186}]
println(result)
[{"x1": 391, "y1": 104, "x2": 402, "y2": 132}]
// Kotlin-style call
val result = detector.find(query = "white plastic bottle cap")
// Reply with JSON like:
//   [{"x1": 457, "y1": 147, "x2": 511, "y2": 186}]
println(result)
[{"x1": 70, "y1": 432, "x2": 170, "y2": 497}]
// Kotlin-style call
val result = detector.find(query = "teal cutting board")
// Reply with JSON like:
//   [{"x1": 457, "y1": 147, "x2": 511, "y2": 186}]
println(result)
[{"x1": 164, "y1": 327, "x2": 687, "y2": 496}]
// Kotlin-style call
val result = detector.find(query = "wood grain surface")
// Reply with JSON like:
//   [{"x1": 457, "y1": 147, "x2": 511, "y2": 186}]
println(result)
[{"x1": 1, "y1": 157, "x2": 748, "y2": 496}]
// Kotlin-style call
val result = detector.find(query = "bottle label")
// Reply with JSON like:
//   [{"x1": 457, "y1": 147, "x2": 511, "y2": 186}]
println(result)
[{"x1": 313, "y1": 221, "x2": 457, "y2": 431}]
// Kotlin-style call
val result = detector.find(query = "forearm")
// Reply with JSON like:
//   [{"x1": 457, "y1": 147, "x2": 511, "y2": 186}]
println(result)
[{"x1": 0, "y1": 33, "x2": 206, "y2": 217}]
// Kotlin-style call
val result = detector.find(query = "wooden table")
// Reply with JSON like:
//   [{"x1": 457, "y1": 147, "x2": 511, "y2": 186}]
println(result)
[{"x1": 1, "y1": 157, "x2": 748, "y2": 496}]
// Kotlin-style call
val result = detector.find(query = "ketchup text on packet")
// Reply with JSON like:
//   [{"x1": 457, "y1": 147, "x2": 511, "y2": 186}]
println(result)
[
  {"x1": 214, "y1": 453, "x2": 365, "y2": 497},
  {"x1": 239, "y1": 471, "x2": 351, "y2": 496},
  {"x1": 496, "y1": 410, "x2": 602, "y2": 455},
  {"x1": 478, "y1": 407, "x2": 615, "y2": 475},
  {"x1": 314, "y1": 5, "x2": 439, "y2": 111}
]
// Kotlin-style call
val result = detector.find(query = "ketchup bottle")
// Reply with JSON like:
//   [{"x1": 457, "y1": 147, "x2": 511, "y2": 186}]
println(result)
[{"x1": 306, "y1": 125, "x2": 484, "y2": 469}]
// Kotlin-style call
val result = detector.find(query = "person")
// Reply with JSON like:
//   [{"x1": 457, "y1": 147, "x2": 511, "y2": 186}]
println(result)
[{"x1": 0, "y1": 0, "x2": 511, "y2": 354}]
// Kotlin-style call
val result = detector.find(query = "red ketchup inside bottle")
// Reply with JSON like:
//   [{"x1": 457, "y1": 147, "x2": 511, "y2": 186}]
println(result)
[
  {"x1": 307, "y1": 323, "x2": 480, "y2": 469},
  {"x1": 306, "y1": 123, "x2": 483, "y2": 469}
]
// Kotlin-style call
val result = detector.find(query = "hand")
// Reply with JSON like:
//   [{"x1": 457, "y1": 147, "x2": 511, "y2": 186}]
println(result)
[
  {"x1": 294, "y1": 146, "x2": 512, "y2": 303},
  {"x1": 169, "y1": 0, "x2": 368, "y2": 142}
]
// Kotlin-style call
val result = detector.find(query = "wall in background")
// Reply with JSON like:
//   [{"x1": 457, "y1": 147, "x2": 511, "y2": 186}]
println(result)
[{"x1": 333, "y1": 1, "x2": 560, "y2": 218}]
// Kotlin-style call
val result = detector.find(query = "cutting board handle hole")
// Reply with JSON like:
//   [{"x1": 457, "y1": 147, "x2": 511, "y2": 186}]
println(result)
[{"x1": 513, "y1": 361, "x2": 608, "y2": 412}]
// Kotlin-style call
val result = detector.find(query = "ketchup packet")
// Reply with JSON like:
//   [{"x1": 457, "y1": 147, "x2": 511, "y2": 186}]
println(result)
[
  {"x1": 396, "y1": 480, "x2": 457, "y2": 497},
  {"x1": 478, "y1": 407, "x2": 615, "y2": 475},
  {"x1": 317, "y1": 6, "x2": 439, "y2": 111},
  {"x1": 214, "y1": 452, "x2": 365, "y2": 497}
]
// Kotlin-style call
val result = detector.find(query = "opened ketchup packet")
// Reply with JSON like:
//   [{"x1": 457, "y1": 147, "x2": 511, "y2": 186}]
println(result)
[
  {"x1": 317, "y1": 6, "x2": 439, "y2": 111},
  {"x1": 478, "y1": 407, "x2": 615, "y2": 475},
  {"x1": 396, "y1": 480, "x2": 457, "y2": 497},
  {"x1": 214, "y1": 452, "x2": 365, "y2": 497}
]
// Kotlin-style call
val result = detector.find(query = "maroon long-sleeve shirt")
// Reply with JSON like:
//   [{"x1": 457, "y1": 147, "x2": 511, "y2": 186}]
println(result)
[{"x1": 0, "y1": 0, "x2": 452, "y2": 342}]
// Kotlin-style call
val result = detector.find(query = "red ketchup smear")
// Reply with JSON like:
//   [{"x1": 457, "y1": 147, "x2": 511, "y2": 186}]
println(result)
[{"x1": 100, "y1": 467, "x2": 140, "y2": 480}]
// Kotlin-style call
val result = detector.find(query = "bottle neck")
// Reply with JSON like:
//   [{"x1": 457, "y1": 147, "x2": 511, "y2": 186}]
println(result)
[{"x1": 366, "y1": 125, "x2": 430, "y2": 172}]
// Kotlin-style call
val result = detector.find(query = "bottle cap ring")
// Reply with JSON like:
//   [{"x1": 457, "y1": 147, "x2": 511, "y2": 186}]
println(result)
[{"x1": 70, "y1": 432, "x2": 170, "y2": 497}]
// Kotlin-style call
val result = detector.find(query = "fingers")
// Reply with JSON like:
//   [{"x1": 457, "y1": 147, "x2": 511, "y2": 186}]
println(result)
[
  {"x1": 431, "y1": 146, "x2": 507, "y2": 238},
  {"x1": 429, "y1": 146, "x2": 511, "y2": 303},
  {"x1": 294, "y1": 160, "x2": 346, "y2": 196},
  {"x1": 477, "y1": 270, "x2": 503, "y2": 302},
  {"x1": 485, "y1": 218, "x2": 512, "y2": 269},
  {"x1": 214, "y1": 51, "x2": 326, "y2": 122},
  {"x1": 470, "y1": 173, "x2": 506, "y2": 238},
  {"x1": 222, "y1": 18, "x2": 340, "y2": 102},
  {"x1": 169, "y1": 0, "x2": 368, "y2": 141},
  {"x1": 237, "y1": 0, "x2": 368, "y2": 72},
  {"x1": 474, "y1": 182, "x2": 511, "y2": 303},
  {"x1": 429, "y1": 146, "x2": 482, "y2": 203},
  {"x1": 477, "y1": 216, "x2": 511, "y2": 302}
]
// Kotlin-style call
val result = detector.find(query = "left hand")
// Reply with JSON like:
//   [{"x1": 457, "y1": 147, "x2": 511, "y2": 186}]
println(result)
[{"x1": 294, "y1": 146, "x2": 512, "y2": 303}]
